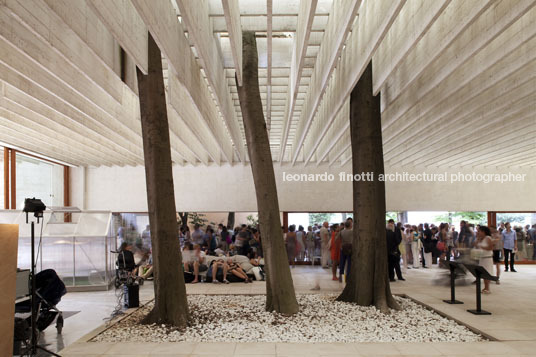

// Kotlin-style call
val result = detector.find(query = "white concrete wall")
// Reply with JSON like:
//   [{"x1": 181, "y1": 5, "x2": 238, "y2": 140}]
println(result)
[{"x1": 71, "y1": 164, "x2": 536, "y2": 212}]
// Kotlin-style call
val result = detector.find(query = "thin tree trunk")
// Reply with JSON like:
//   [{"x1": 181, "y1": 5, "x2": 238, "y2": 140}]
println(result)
[
  {"x1": 178, "y1": 212, "x2": 189, "y2": 229},
  {"x1": 137, "y1": 33, "x2": 189, "y2": 326},
  {"x1": 227, "y1": 212, "x2": 235, "y2": 228},
  {"x1": 236, "y1": 31, "x2": 298, "y2": 315},
  {"x1": 337, "y1": 61, "x2": 400, "y2": 313}
]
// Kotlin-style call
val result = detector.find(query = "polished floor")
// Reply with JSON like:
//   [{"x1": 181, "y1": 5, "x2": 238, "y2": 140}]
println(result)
[{"x1": 45, "y1": 263, "x2": 536, "y2": 356}]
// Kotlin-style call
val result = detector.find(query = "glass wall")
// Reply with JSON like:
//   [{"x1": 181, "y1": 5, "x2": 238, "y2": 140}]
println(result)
[
  {"x1": 3, "y1": 209, "x2": 115, "y2": 290},
  {"x1": 16, "y1": 153, "x2": 63, "y2": 209}
]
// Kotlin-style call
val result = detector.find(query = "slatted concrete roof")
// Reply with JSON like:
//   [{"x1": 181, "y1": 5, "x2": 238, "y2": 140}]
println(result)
[{"x1": 0, "y1": 0, "x2": 535, "y2": 167}]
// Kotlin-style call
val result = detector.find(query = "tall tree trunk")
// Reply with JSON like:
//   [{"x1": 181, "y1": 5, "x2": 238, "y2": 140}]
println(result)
[
  {"x1": 236, "y1": 31, "x2": 298, "y2": 315},
  {"x1": 136, "y1": 33, "x2": 189, "y2": 326},
  {"x1": 178, "y1": 212, "x2": 189, "y2": 229},
  {"x1": 227, "y1": 212, "x2": 235, "y2": 228},
  {"x1": 337, "y1": 62, "x2": 400, "y2": 313}
]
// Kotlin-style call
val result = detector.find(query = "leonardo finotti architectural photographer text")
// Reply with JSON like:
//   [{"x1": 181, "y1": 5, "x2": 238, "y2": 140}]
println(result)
[{"x1": 282, "y1": 171, "x2": 527, "y2": 184}]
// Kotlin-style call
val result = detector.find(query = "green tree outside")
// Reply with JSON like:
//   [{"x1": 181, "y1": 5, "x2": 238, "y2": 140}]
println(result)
[{"x1": 309, "y1": 213, "x2": 334, "y2": 226}]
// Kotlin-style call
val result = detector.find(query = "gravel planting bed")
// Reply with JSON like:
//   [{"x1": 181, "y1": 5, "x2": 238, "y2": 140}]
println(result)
[{"x1": 92, "y1": 294, "x2": 483, "y2": 343}]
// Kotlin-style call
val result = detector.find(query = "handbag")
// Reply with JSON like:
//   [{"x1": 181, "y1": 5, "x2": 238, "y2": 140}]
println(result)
[{"x1": 436, "y1": 241, "x2": 446, "y2": 252}]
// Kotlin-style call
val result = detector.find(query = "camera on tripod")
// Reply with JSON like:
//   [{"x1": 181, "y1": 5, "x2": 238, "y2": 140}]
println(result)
[{"x1": 23, "y1": 198, "x2": 46, "y2": 223}]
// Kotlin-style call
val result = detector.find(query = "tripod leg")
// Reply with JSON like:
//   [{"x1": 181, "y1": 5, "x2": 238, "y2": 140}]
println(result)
[{"x1": 36, "y1": 344, "x2": 62, "y2": 357}]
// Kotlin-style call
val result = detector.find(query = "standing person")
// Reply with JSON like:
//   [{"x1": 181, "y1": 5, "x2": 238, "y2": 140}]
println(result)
[
  {"x1": 403, "y1": 225, "x2": 413, "y2": 267},
  {"x1": 458, "y1": 220, "x2": 469, "y2": 249},
  {"x1": 191, "y1": 224, "x2": 204, "y2": 246},
  {"x1": 476, "y1": 226, "x2": 494, "y2": 294},
  {"x1": 410, "y1": 225, "x2": 422, "y2": 268},
  {"x1": 329, "y1": 224, "x2": 341, "y2": 281},
  {"x1": 387, "y1": 219, "x2": 404, "y2": 281},
  {"x1": 296, "y1": 226, "x2": 306, "y2": 262},
  {"x1": 217, "y1": 223, "x2": 224, "y2": 239},
  {"x1": 418, "y1": 224, "x2": 426, "y2": 267},
  {"x1": 431, "y1": 225, "x2": 440, "y2": 264},
  {"x1": 490, "y1": 226, "x2": 502, "y2": 284},
  {"x1": 286, "y1": 225, "x2": 297, "y2": 267},
  {"x1": 320, "y1": 221, "x2": 331, "y2": 269},
  {"x1": 305, "y1": 226, "x2": 316, "y2": 262},
  {"x1": 437, "y1": 223, "x2": 449, "y2": 263},
  {"x1": 445, "y1": 224, "x2": 454, "y2": 261},
  {"x1": 467, "y1": 224, "x2": 476, "y2": 248},
  {"x1": 235, "y1": 225, "x2": 251, "y2": 256},
  {"x1": 451, "y1": 225, "x2": 459, "y2": 258},
  {"x1": 397, "y1": 222, "x2": 408, "y2": 269},
  {"x1": 422, "y1": 223, "x2": 433, "y2": 268},
  {"x1": 528, "y1": 224, "x2": 536, "y2": 260},
  {"x1": 515, "y1": 226, "x2": 527, "y2": 261},
  {"x1": 180, "y1": 226, "x2": 191, "y2": 244},
  {"x1": 339, "y1": 221, "x2": 353, "y2": 282},
  {"x1": 502, "y1": 222, "x2": 518, "y2": 272},
  {"x1": 220, "y1": 226, "x2": 230, "y2": 252},
  {"x1": 206, "y1": 228, "x2": 217, "y2": 253},
  {"x1": 250, "y1": 228, "x2": 262, "y2": 256},
  {"x1": 141, "y1": 225, "x2": 151, "y2": 249}
]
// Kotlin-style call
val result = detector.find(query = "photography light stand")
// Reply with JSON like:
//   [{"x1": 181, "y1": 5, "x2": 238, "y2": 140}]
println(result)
[{"x1": 24, "y1": 198, "x2": 61, "y2": 357}]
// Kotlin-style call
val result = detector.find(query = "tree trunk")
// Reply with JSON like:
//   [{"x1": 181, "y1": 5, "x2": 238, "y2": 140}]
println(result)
[
  {"x1": 136, "y1": 33, "x2": 189, "y2": 326},
  {"x1": 178, "y1": 212, "x2": 189, "y2": 229},
  {"x1": 236, "y1": 31, "x2": 298, "y2": 315},
  {"x1": 227, "y1": 212, "x2": 235, "y2": 228},
  {"x1": 337, "y1": 61, "x2": 400, "y2": 313},
  {"x1": 397, "y1": 211, "x2": 408, "y2": 224}
]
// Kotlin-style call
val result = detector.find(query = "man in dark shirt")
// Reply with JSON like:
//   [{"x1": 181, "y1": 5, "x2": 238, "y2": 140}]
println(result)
[
  {"x1": 421, "y1": 223, "x2": 433, "y2": 267},
  {"x1": 118, "y1": 242, "x2": 136, "y2": 272},
  {"x1": 387, "y1": 219, "x2": 404, "y2": 282}
]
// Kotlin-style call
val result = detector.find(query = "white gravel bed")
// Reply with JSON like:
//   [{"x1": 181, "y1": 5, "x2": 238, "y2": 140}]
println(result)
[{"x1": 92, "y1": 294, "x2": 483, "y2": 343}]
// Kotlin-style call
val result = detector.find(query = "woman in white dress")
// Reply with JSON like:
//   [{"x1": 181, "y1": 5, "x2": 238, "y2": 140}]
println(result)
[
  {"x1": 476, "y1": 226, "x2": 494, "y2": 294},
  {"x1": 410, "y1": 225, "x2": 422, "y2": 268}
]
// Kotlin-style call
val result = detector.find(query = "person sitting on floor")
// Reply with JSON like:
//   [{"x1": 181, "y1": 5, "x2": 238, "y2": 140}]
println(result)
[
  {"x1": 205, "y1": 256, "x2": 230, "y2": 284},
  {"x1": 183, "y1": 243, "x2": 208, "y2": 283},
  {"x1": 137, "y1": 249, "x2": 153, "y2": 280},
  {"x1": 226, "y1": 258, "x2": 252, "y2": 283},
  {"x1": 214, "y1": 243, "x2": 226, "y2": 256}
]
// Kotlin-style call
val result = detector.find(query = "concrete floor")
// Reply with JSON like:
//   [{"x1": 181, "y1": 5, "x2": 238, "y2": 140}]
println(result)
[{"x1": 48, "y1": 264, "x2": 536, "y2": 356}]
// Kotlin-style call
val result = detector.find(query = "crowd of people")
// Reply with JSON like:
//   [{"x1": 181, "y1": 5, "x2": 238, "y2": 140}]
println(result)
[
  {"x1": 296, "y1": 218, "x2": 536, "y2": 294},
  {"x1": 117, "y1": 223, "x2": 266, "y2": 285},
  {"x1": 117, "y1": 218, "x2": 536, "y2": 293}
]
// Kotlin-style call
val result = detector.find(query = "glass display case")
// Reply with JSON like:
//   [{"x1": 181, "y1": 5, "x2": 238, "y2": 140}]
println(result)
[{"x1": 1, "y1": 208, "x2": 114, "y2": 291}]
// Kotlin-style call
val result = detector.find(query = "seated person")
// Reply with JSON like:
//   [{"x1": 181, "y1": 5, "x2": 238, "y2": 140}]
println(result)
[
  {"x1": 214, "y1": 243, "x2": 226, "y2": 256},
  {"x1": 205, "y1": 255, "x2": 230, "y2": 284},
  {"x1": 248, "y1": 250, "x2": 264, "y2": 266},
  {"x1": 192, "y1": 244, "x2": 209, "y2": 283},
  {"x1": 182, "y1": 242, "x2": 194, "y2": 266},
  {"x1": 232, "y1": 253, "x2": 263, "y2": 281},
  {"x1": 137, "y1": 250, "x2": 153, "y2": 280},
  {"x1": 227, "y1": 244, "x2": 237, "y2": 256},
  {"x1": 183, "y1": 243, "x2": 208, "y2": 283},
  {"x1": 227, "y1": 258, "x2": 252, "y2": 283}
]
